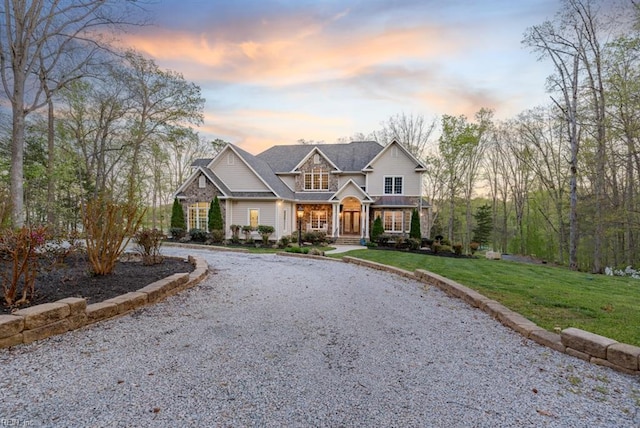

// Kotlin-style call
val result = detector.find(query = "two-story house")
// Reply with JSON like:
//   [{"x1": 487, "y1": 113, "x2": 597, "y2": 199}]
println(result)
[{"x1": 173, "y1": 140, "x2": 429, "y2": 243}]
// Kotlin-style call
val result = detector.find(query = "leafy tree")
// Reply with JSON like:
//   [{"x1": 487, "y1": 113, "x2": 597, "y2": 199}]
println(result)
[
  {"x1": 472, "y1": 204, "x2": 493, "y2": 246},
  {"x1": 170, "y1": 199, "x2": 185, "y2": 229},
  {"x1": 208, "y1": 196, "x2": 223, "y2": 231},
  {"x1": 370, "y1": 216, "x2": 384, "y2": 242},
  {"x1": 409, "y1": 208, "x2": 421, "y2": 239}
]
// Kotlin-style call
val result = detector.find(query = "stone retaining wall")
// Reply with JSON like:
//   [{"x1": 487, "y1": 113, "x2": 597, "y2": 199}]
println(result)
[
  {"x1": 343, "y1": 256, "x2": 639, "y2": 376},
  {"x1": 0, "y1": 255, "x2": 208, "y2": 349}
]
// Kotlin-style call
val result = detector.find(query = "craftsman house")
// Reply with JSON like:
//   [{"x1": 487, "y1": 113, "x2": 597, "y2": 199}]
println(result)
[{"x1": 173, "y1": 140, "x2": 429, "y2": 243}]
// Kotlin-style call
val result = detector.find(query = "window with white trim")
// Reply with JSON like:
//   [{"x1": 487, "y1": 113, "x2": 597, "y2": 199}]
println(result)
[
  {"x1": 188, "y1": 202, "x2": 209, "y2": 231},
  {"x1": 227, "y1": 153, "x2": 235, "y2": 165},
  {"x1": 383, "y1": 211, "x2": 403, "y2": 232},
  {"x1": 304, "y1": 167, "x2": 329, "y2": 191},
  {"x1": 384, "y1": 176, "x2": 403, "y2": 194},
  {"x1": 310, "y1": 210, "x2": 328, "y2": 230},
  {"x1": 313, "y1": 153, "x2": 320, "y2": 164},
  {"x1": 198, "y1": 175, "x2": 206, "y2": 188}
]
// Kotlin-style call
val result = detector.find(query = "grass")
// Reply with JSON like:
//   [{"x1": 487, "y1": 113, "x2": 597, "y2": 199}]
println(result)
[{"x1": 332, "y1": 249, "x2": 640, "y2": 347}]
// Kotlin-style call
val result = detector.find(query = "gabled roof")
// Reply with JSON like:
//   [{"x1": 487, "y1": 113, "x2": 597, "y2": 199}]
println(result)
[
  {"x1": 223, "y1": 144, "x2": 295, "y2": 199},
  {"x1": 330, "y1": 179, "x2": 373, "y2": 202},
  {"x1": 191, "y1": 158, "x2": 213, "y2": 168},
  {"x1": 174, "y1": 166, "x2": 231, "y2": 198},
  {"x1": 291, "y1": 146, "x2": 340, "y2": 172},
  {"x1": 363, "y1": 140, "x2": 426, "y2": 171},
  {"x1": 257, "y1": 141, "x2": 384, "y2": 173}
]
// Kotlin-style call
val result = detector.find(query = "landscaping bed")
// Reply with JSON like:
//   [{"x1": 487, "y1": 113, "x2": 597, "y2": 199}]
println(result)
[{"x1": 1, "y1": 254, "x2": 194, "y2": 315}]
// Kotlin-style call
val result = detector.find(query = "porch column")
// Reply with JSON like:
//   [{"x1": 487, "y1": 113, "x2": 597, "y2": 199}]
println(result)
[
  {"x1": 360, "y1": 204, "x2": 366, "y2": 239},
  {"x1": 333, "y1": 203, "x2": 340, "y2": 238},
  {"x1": 364, "y1": 204, "x2": 370, "y2": 239}
]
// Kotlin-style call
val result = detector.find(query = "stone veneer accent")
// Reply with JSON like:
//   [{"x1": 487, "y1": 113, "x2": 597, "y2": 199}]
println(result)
[
  {"x1": 339, "y1": 255, "x2": 639, "y2": 376},
  {"x1": 0, "y1": 255, "x2": 208, "y2": 349}
]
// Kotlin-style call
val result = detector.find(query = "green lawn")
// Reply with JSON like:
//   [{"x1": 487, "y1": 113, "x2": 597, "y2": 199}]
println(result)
[{"x1": 332, "y1": 249, "x2": 640, "y2": 347}]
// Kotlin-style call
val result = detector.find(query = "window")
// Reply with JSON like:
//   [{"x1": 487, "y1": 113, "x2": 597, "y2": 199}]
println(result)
[
  {"x1": 313, "y1": 153, "x2": 321, "y2": 164},
  {"x1": 188, "y1": 202, "x2": 209, "y2": 231},
  {"x1": 383, "y1": 211, "x2": 403, "y2": 232},
  {"x1": 283, "y1": 209, "x2": 288, "y2": 232},
  {"x1": 310, "y1": 210, "x2": 327, "y2": 230},
  {"x1": 249, "y1": 209, "x2": 259, "y2": 228},
  {"x1": 384, "y1": 176, "x2": 403, "y2": 194},
  {"x1": 304, "y1": 167, "x2": 329, "y2": 191},
  {"x1": 227, "y1": 153, "x2": 235, "y2": 165},
  {"x1": 198, "y1": 175, "x2": 206, "y2": 188}
]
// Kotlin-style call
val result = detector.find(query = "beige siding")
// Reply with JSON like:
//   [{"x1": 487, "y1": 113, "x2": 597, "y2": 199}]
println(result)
[
  {"x1": 367, "y1": 146, "x2": 421, "y2": 196},
  {"x1": 212, "y1": 150, "x2": 269, "y2": 191},
  {"x1": 230, "y1": 201, "x2": 277, "y2": 228},
  {"x1": 336, "y1": 183, "x2": 364, "y2": 200},
  {"x1": 279, "y1": 175, "x2": 296, "y2": 191},
  {"x1": 338, "y1": 174, "x2": 365, "y2": 189}
]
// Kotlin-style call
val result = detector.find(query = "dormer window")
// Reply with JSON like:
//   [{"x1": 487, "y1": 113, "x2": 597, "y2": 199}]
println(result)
[{"x1": 304, "y1": 167, "x2": 329, "y2": 191}]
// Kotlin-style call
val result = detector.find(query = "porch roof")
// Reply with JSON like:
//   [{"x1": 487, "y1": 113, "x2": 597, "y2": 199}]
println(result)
[{"x1": 371, "y1": 196, "x2": 417, "y2": 208}]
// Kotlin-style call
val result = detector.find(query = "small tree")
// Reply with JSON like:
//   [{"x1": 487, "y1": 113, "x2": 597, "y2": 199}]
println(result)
[
  {"x1": 472, "y1": 204, "x2": 492, "y2": 246},
  {"x1": 170, "y1": 199, "x2": 185, "y2": 230},
  {"x1": 257, "y1": 225, "x2": 275, "y2": 245},
  {"x1": 370, "y1": 216, "x2": 384, "y2": 243},
  {"x1": 409, "y1": 208, "x2": 421, "y2": 239},
  {"x1": 208, "y1": 196, "x2": 223, "y2": 232}
]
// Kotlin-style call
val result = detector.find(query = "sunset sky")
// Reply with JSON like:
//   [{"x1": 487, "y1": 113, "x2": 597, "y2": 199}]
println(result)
[{"x1": 125, "y1": 0, "x2": 559, "y2": 153}]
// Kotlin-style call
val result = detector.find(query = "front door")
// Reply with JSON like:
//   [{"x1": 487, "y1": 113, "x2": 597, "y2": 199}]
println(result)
[{"x1": 342, "y1": 211, "x2": 360, "y2": 234}]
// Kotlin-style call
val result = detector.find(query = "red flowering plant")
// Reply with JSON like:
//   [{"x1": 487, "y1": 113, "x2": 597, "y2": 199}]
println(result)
[{"x1": 0, "y1": 226, "x2": 48, "y2": 307}]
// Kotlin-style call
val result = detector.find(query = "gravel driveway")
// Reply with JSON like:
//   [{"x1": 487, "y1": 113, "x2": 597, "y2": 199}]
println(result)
[{"x1": 1, "y1": 248, "x2": 639, "y2": 427}]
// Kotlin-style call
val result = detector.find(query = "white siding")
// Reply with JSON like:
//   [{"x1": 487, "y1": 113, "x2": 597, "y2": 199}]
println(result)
[
  {"x1": 336, "y1": 183, "x2": 365, "y2": 200},
  {"x1": 212, "y1": 150, "x2": 269, "y2": 191},
  {"x1": 367, "y1": 146, "x2": 421, "y2": 196}
]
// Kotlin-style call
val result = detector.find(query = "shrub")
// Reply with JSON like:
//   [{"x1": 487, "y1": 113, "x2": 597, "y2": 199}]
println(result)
[
  {"x1": 432, "y1": 243, "x2": 441, "y2": 254},
  {"x1": 370, "y1": 216, "x2": 384, "y2": 242},
  {"x1": 409, "y1": 208, "x2": 421, "y2": 239},
  {"x1": 366, "y1": 241, "x2": 378, "y2": 248},
  {"x1": 257, "y1": 225, "x2": 275, "y2": 245},
  {"x1": 133, "y1": 228, "x2": 165, "y2": 265},
  {"x1": 208, "y1": 196, "x2": 223, "y2": 231},
  {"x1": 170, "y1": 198, "x2": 185, "y2": 230},
  {"x1": 84, "y1": 197, "x2": 145, "y2": 275},
  {"x1": 308, "y1": 248, "x2": 324, "y2": 256},
  {"x1": 285, "y1": 246, "x2": 309, "y2": 254},
  {"x1": 230, "y1": 224, "x2": 241, "y2": 240},
  {"x1": 209, "y1": 229, "x2": 226, "y2": 244},
  {"x1": 241, "y1": 225, "x2": 253, "y2": 241},
  {"x1": 41, "y1": 230, "x2": 85, "y2": 269},
  {"x1": 303, "y1": 230, "x2": 326, "y2": 246},
  {"x1": 452, "y1": 243, "x2": 463, "y2": 255},
  {"x1": 377, "y1": 233, "x2": 391, "y2": 246},
  {"x1": 189, "y1": 228, "x2": 207, "y2": 242},
  {"x1": 278, "y1": 235, "x2": 291, "y2": 248},
  {"x1": 0, "y1": 226, "x2": 47, "y2": 307},
  {"x1": 169, "y1": 227, "x2": 185, "y2": 239},
  {"x1": 408, "y1": 238, "x2": 421, "y2": 251},
  {"x1": 394, "y1": 236, "x2": 406, "y2": 249},
  {"x1": 469, "y1": 241, "x2": 480, "y2": 255},
  {"x1": 441, "y1": 245, "x2": 452, "y2": 253}
]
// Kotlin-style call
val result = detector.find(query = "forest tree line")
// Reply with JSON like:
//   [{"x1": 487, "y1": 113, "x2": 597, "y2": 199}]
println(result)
[{"x1": 1, "y1": 0, "x2": 640, "y2": 273}]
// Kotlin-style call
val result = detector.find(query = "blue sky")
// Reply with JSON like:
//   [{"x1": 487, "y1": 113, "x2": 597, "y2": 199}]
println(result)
[{"x1": 124, "y1": 0, "x2": 559, "y2": 153}]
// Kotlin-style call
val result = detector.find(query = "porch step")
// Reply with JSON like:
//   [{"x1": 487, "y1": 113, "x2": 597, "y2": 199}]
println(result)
[{"x1": 334, "y1": 236, "x2": 364, "y2": 246}]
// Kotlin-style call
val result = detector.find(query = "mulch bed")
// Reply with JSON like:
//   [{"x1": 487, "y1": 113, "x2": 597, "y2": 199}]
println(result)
[{"x1": 1, "y1": 253, "x2": 194, "y2": 315}]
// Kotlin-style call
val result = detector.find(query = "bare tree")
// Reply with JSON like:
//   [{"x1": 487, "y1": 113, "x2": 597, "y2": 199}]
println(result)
[
  {"x1": 372, "y1": 112, "x2": 437, "y2": 160},
  {"x1": 0, "y1": 0, "x2": 144, "y2": 226}
]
